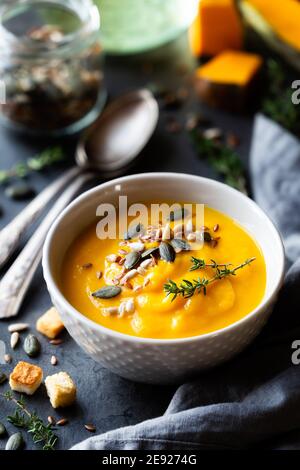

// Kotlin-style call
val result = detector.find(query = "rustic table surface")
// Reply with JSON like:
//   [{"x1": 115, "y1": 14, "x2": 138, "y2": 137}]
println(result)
[{"x1": 0, "y1": 34, "x2": 253, "y2": 450}]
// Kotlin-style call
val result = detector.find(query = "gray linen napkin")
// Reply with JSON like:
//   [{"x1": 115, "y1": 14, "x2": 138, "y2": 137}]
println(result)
[{"x1": 72, "y1": 114, "x2": 300, "y2": 450}]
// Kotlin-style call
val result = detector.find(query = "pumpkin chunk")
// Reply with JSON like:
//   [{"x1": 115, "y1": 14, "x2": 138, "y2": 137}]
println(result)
[
  {"x1": 189, "y1": 0, "x2": 243, "y2": 57},
  {"x1": 195, "y1": 50, "x2": 263, "y2": 111}
]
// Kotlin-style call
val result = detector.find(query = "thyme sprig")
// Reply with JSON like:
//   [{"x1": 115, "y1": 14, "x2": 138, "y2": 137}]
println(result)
[
  {"x1": 189, "y1": 129, "x2": 247, "y2": 194},
  {"x1": 1, "y1": 391, "x2": 58, "y2": 450},
  {"x1": 0, "y1": 146, "x2": 64, "y2": 185},
  {"x1": 190, "y1": 256, "x2": 232, "y2": 272},
  {"x1": 164, "y1": 257, "x2": 255, "y2": 301}
]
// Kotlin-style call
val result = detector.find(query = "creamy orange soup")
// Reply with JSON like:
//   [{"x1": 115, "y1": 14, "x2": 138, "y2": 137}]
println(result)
[{"x1": 61, "y1": 205, "x2": 266, "y2": 339}]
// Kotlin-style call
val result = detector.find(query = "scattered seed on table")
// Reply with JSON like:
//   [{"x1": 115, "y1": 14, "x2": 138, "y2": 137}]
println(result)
[
  {"x1": 57, "y1": 418, "x2": 68, "y2": 426},
  {"x1": 8, "y1": 323, "x2": 29, "y2": 333},
  {"x1": 84, "y1": 424, "x2": 96, "y2": 433},
  {"x1": 10, "y1": 332, "x2": 19, "y2": 349},
  {"x1": 23, "y1": 334, "x2": 41, "y2": 357},
  {"x1": 50, "y1": 338, "x2": 63, "y2": 345},
  {"x1": 48, "y1": 416, "x2": 56, "y2": 426},
  {"x1": 0, "y1": 422, "x2": 7, "y2": 437},
  {"x1": 5, "y1": 432, "x2": 24, "y2": 450},
  {"x1": 5, "y1": 183, "x2": 35, "y2": 200},
  {"x1": 4, "y1": 354, "x2": 12, "y2": 364},
  {"x1": 51, "y1": 355, "x2": 58, "y2": 366}
]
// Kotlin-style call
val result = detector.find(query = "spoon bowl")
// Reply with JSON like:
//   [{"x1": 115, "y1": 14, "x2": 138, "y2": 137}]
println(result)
[{"x1": 76, "y1": 89, "x2": 159, "y2": 173}]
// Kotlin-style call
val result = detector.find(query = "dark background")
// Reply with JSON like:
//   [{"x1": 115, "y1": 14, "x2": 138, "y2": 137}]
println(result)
[{"x1": 0, "y1": 33, "x2": 254, "y2": 449}]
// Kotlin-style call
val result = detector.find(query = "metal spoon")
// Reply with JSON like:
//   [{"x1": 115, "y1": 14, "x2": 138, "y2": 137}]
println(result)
[
  {"x1": 0, "y1": 89, "x2": 159, "y2": 318},
  {"x1": 0, "y1": 89, "x2": 159, "y2": 268}
]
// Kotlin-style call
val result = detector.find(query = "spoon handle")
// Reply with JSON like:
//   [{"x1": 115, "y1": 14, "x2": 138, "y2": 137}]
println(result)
[
  {"x1": 0, "y1": 165, "x2": 81, "y2": 269},
  {"x1": 0, "y1": 172, "x2": 93, "y2": 319}
]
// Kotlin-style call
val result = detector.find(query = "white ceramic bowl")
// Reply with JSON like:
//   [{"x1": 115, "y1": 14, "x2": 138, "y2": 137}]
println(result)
[{"x1": 43, "y1": 173, "x2": 285, "y2": 384}]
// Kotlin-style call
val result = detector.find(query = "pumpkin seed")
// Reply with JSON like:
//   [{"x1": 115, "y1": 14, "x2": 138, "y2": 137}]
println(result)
[
  {"x1": 0, "y1": 422, "x2": 7, "y2": 437},
  {"x1": 5, "y1": 432, "x2": 24, "y2": 450},
  {"x1": 23, "y1": 334, "x2": 41, "y2": 358},
  {"x1": 124, "y1": 223, "x2": 144, "y2": 240},
  {"x1": 203, "y1": 231, "x2": 212, "y2": 242},
  {"x1": 170, "y1": 239, "x2": 190, "y2": 252},
  {"x1": 5, "y1": 183, "x2": 35, "y2": 200},
  {"x1": 124, "y1": 251, "x2": 141, "y2": 270},
  {"x1": 141, "y1": 247, "x2": 159, "y2": 259},
  {"x1": 0, "y1": 372, "x2": 7, "y2": 385},
  {"x1": 159, "y1": 242, "x2": 176, "y2": 262},
  {"x1": 168, "y1": 208, "x2": 188, "y2": 222},
  {"x1": 92, "y1": 285, "x2": 121, "y2": 299}
]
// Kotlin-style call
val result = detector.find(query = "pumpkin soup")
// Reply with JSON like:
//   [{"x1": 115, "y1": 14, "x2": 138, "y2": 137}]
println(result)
[{"x1": 61, "y1": 205, "x2": 266, "y2": 339}]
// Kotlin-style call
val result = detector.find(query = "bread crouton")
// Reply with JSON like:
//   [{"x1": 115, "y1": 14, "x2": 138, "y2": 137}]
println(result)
[
  {"x1": 9, "y1": 361, "x2": 43, "y2": 395},
  {"x1": 36, "y1": 307, "x2": 64, "y2": 339},
  {"x1": 45, "y1": 372, "x2": 76, "y2": 408}
]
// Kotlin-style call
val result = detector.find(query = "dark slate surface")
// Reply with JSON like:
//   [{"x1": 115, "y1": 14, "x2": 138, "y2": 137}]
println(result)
[{"x1": 0, "y1": 33, "x2": 253, "y2": 450}]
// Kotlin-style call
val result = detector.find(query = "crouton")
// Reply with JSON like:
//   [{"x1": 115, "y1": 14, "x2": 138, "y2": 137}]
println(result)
[
  {"x1": 45, "y1": 372, "x2": 76, "y2": 408},
  {"x1": 36, "y1": 307, "x2": 64, "y2": 339},
  {"x1": 9, "y1": 361, "x2": 43, "y2": 395}
]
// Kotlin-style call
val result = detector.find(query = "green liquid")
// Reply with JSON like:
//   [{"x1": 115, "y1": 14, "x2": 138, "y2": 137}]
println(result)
[{"x1": 95, "y1": 0, "x2": 198, "y2": 54}]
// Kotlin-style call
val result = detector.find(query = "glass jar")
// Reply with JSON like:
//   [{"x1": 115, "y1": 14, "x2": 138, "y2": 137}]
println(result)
[
  {"x1": 95, "y1": 0, "x2": 199, "y2": 55},
  {"x1": 0, "y1": 0, "x2": 106, "y2": 136}
]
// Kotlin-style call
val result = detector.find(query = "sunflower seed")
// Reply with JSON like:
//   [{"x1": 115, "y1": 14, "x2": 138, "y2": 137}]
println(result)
[
  {"x1": 84, "y1": 424, "x2": 96, "y2": 432},
  {"x1": 185, "y1": 219, "x2": 194, "y2": 234},
  {"x1": 187, "y1": 233, "x2": 196, "y2": 242},
  {"x1": 137, "y1": 266, "x2": 146, "y2": 275},
  {"x1": 128, "y1": 241, "x2": 145, "y2": 252},
  {"x1": 106, "y1": 254, "x2": 119, "y2": 263},
  {"x1": 162, "y1": 223, "x2": 173, "y2": 241},
  {"x1": 51, "y1": 355, "x2": 57, "y2": 366},
  {"x1": 102, "y1": 307, "x2": 119, "y2": 316},
  {"x1": 118, "y1": 302, "x2": 126, "y2": 317},
  {"x1": 48, "y1": 416, "x2": 56, "y2": 425},
  {"x1": 125, "y1": 299, "x2": 135, "y2": 313},
  {"x1": 4, "y1": 354, "x2": 12, "y2": 363},
  {"x1": 23, "y1": 334, "x2": 41, "y2": 357},
  {"x1": 82, "y1": 263, "x2": 92, "y2": 269},
  {"x1": 56, "y1": 418, "x2": 68, "y2": 426},
  {"x1": 124, "y1": 251, "x2": 141, "y2": 270},
  {"x1": 140, "y1": 258, "x2": 152, "y2": 269},
  {"x1": 8, "y1": 323, "x2": 29, "y2": 333},
  {"x1": 121, "y1": 269, "x2": 138, "y2": 284},
  {"x1": 10, "y1": 332, "x2": 19, "y2": 349},
  {"x1": 143, "y1": 277, "x2": 150, "y2": 287},
  {"x1": 92, "y1": 286, "x2": 122, "y2": 299},
  {"x1": 50, "y1": 339, "x2": 63, "y2": 345}
]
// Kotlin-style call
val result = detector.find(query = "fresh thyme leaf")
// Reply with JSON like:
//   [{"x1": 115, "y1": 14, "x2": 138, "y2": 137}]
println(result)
[
  {"x1": 190, "y1": 256, "x2": 232, "y2": 272},
  {"x1": 1, "y1": 392, "x2": 58, "y2": 450},
  {"x1": 189, "y1": 129, "x2": 247, "y2": 194},
  {"x1": 164, "y1": 257, "x2": 255, "y2": 301},
  {"x1": 0, "y1": 146, "x2": 65, "y2": 185}
]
